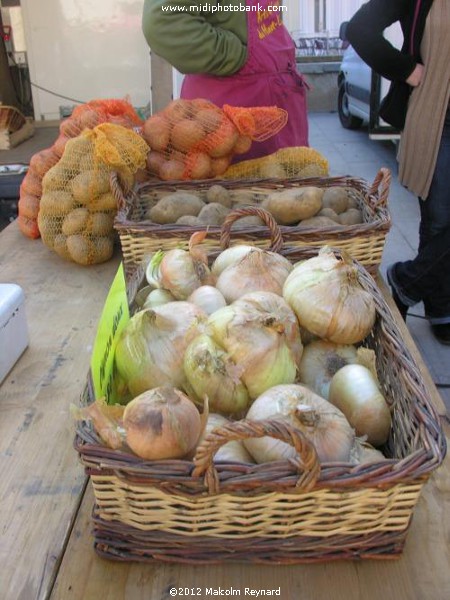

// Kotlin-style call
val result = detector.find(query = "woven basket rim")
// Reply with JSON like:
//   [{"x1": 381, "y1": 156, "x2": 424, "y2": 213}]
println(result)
[
  {"x1": 75, "y1": 246, "x2": 446, "y2": 497},
  {"x1": 114, "y1": 171, "x2": 391, "y2": 239}
]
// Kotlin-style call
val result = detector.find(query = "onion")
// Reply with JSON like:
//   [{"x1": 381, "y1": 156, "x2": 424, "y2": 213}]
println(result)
[
  {"x1": 184, "y1": 334, "x2": 250, "y2": 415},
  {"x1": 298, "y1": 340, "x2": 358, "y2": 399},
  {"x1": 244, "y1": 384, "x2": 355, "y2": 463},
  {"x1": 328, "y1": 364, "x2": 391, "y2": 446},
  {"x1": 146, "y1": 232, "x2": 214, "y2": 300},
  {"x1": 211, "y1": 245, "x2": 255, "y2": 277},
  {"x1": 350, "y1": 439, "x2": 387, "y2": 465},
  {"x1": 115, "y1": 301, "x2": 206, "y2": 397},
  {"x1": 283, "y1": 247, "x2": 376, "y2": 344},
  {"x1": 188, "y1": 285, "x2": 227, "y2": 315},
  {"x1": 216, "y1": 249, "x2": 293, "y2": 303},
  {"x1": 123, "y1": 387, "x2": 202, "y2": 459},
  {"x1": 143, "y1": 288, "x2": 175, "y2": 308},
  {"x1": 198, "y1": 413, "x2": 254, "y2": 463},
  {"x1": 208, "y1": 291, "x2": 303, "y2": 399}
]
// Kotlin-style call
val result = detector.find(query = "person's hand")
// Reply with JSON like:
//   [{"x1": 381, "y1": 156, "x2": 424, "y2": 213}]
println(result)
[{"x1": 406, "y1": 63, "x2": 424, "y2": 87}]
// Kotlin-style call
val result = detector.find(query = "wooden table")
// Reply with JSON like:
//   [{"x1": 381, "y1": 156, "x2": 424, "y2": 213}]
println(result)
[{"x1": 1, "y1": 221, "x2": 449, "y2": 600}]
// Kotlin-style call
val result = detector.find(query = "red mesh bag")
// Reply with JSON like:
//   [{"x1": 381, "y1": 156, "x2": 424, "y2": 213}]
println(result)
[{"x1": 141, "y1": 98, "x2": 287, "y2": 181}]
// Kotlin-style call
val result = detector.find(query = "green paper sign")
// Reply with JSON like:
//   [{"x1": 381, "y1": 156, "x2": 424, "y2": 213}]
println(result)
[{"x1": 91, "y1": 263, "x2": 130, "y2": 404}]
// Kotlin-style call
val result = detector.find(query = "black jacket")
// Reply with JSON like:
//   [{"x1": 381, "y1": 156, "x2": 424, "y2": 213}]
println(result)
[{"x1": 346, "y1": 0, "x2": 434, "y2": 128}]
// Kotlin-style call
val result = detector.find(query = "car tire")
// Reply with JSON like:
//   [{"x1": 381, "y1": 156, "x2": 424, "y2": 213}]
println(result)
[{"x1": 338, "y1": 83, "x2": 364, "y2": 130}]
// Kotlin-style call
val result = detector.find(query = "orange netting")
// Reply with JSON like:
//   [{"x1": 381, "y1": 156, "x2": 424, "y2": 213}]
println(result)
[
  {"x1": 18, "y1": 98, "x2": 143, "y2": 239},
  {"x1": 141, "y1": 98, "x2": 288, "y2": 181}
]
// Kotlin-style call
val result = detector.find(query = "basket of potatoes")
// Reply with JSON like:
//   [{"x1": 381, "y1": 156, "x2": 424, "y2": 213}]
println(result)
[{"x1": 114, "y1": 168, "x2": 391, "y2": 276}]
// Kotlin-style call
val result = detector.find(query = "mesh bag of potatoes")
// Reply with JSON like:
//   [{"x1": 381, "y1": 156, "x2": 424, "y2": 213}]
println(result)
[
  {"x1": 17, "y1": 99, "x2": 143, "y2": 241},
  {"x1": 142, "y1": 99, "x2": 288, "y2": 181},
  {"x1": 38, "y1": 123, "x2": 149, "y2": 265},
  {"x1": 222, "y1": 146, "x2": 329, "y2": 180}
]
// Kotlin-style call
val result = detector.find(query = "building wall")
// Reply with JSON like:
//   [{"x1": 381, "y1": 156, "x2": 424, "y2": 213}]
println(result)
[{"x1": 284, "y1": 0, "x2": 366, "y2": 36}]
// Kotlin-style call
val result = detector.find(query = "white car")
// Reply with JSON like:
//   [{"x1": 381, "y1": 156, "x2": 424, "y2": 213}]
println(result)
[{"x1": 337, "y1": 21, "x2": 401, "y2": 139}]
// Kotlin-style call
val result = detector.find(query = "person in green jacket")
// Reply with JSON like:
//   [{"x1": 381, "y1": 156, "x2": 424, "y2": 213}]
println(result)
[{"x1": 142, "y1": 0, "x2": 309, "y2": 159}]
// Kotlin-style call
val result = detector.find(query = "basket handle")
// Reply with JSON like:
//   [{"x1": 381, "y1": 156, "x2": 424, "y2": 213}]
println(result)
[
  {"x1": 192, "y1": 418, "x2": 320, "y2": 495},
  {"x1": 220, "y1": 206, "x2": 284, "y2": 252},
  {"x1": 110, "y1": 171, "x2": 138, "y2": 213},
  {"x1": 366, "y1": 167, "x2": 391, "y2": 210}
]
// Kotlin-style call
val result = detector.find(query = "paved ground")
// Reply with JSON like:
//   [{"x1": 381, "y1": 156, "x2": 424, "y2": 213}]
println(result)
[
  {"x1": 1, "y1": 113, "x2": 449, "y2": 411},
  {"x1": 309, "y1": 112, "x2": 450, "y2": 412}
]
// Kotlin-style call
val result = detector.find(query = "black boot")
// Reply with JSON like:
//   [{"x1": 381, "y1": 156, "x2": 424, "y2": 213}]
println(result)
[
  {"x1": 431, "y1": 323, "x2": 450, "y2": 345},
  {"x1": 386, "y1": 264, "x2": 409, "y2": 321}
]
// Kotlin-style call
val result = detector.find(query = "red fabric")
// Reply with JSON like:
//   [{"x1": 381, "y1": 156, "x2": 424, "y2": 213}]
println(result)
[{"x1": 180, "y1": 0, "x2": 308, "y2": 160}]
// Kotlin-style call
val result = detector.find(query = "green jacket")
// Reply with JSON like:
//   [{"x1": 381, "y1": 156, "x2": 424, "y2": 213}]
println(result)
[{"x1": 142, "y1": 1, "x2": 248, "y2": 76}]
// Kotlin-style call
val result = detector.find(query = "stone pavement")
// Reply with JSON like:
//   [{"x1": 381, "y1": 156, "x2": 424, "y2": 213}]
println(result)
[
  {"x1": 309, "y1": 112, "x2": 450, "y2": 412},
  {"x1": 1, "y1": 114, "x2": 449, "y2": 411}
]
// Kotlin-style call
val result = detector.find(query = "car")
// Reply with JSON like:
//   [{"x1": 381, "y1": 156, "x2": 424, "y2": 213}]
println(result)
[
  {"x1": 336, "y1": 21, "x2": 402, "y2": 139},
  {"x1": 337, "y1": 22, "x2": 371, "y2": 130}
]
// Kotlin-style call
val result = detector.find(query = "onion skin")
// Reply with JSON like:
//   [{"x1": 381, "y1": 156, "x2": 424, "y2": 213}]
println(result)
[
  {"x1": 198, "y1": 413, "x2": 254, "y2": 463},
  {"x1": 123, "y1": 387, "x2": 201, "y2": 460},
  {"x1": 283, "y1": 249, "x2": 376, "y2": 344},
  {"x1": 328, "y1": 364, "x2": 391, "y2": 446},
  {"x1": 244, "y1": 384, "x2": 355, "y2": 464}
]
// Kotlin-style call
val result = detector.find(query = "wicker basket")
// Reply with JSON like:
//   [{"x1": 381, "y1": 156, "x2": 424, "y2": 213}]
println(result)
[
  {"x1": 0, "y1": 105, "x2": 26, "y2": 133},
  {"x1": 113, "y1": 168, "x2": 391, "y2": 276},
  {"x1": 75, "y1": 213, "x2": 445, "y2": 564}
]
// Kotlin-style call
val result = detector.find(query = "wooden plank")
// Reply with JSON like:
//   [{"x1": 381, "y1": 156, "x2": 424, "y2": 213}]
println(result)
[
  {"x1": 0, "y1": 222, "x2": 120, "y2": 600},
  {"x1": 52, "y1": 423, "x2": 450, "y2": 600}
]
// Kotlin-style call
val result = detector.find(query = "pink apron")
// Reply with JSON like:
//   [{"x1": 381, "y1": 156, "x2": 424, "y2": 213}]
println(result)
[{"x1": 180, "y1": 0, "x2": 309, "y2": 160}]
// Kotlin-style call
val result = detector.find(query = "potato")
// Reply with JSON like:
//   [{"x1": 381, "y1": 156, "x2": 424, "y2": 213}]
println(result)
[
  {"x1": 322, "y1": 187, "x2": 349, "y2": 214},
  {"x1": 197, "y1": 202, "x2": 230, "y2": 226},
  {"x1": 297, "y1": 216, "x2": 338, "y2": 228},
  {"x1": 262, "y1": 187, "x2": 323, "y2": 225},
  {"x1": 233, "y1": 215, "x2": 265, "y2": 227},
  {"x1": 210, "y1": 156, "x2": 232, "y2": 177},
  {"x1": 318, "y1": 207, "x2": 340, "y2": 222},
  {"x1": 38, "y1": 216, "x2": 63, "y2": 247},
  {"x1": 87, "y1": 211, "x2": 116, "y2": 235},
  {"x1": 171, "y1": 119, "x2": 206, "y2": 152},
  {"x1": 205, "y1": 184, "x2": 232, "y2": 207},
  {"x1": 42, "y1": 164, "x2": 71, "y2": 192},
  {"x1": 259, "y1": 161, "x2": 286, "y2": 179},
  {"x1": 296, "y1": 164, "x2": 328, "y2": 178},
  {"x1": 185, "y1": 152, "x2": 212, "y2": 179},
  {"x1": 207, "y1": 118, "x2": 239, "y2": 158},
  {"x1": 89, "y1": 192, "x2": 118, "y2": 212},
  {"x1": 149, "y1": 192, "x2": 204, "y2": 224},
  {"x1": 62, "y1": 207, "x2": 90, "y2": 235},
  {"x1": 53, "y1": 234, "x2": 72, "y2": 260},
  {"x1": 233, "y1": 135, "x2": 252, "y2": 155},
  {"x1": 40, "y1": 191, "x2": 75, "y2": 216},
  {"x1": 159, "y1": 159, "x2": 185, "y2": 181},
  {"x1": 67, "y1": 234, "x2": 94, "y2": 265},
  {"x1": 146, "y1": 150, "x2": 166, "y2": 175},
  {"x1": 142, "y1": 115, "x2": 171, "y2": 152},
  {"x1": 91, "y1": 235, "x2": 115, "y2": 264},
  {"x1": 339, "y1": 208, "x2": 364, "y2": 225},
  {"x1": 164, "y1": 99, "x2": 194, "y2": 121},
  {"x1": 176, "y1": 215, "x2": 202, "y2": 226},
  {"x1": 195, "y1": 108, "x2": 223, "y2": 133},
  {"x1": 71, "y1": 170, "x2": 111, "y2": 203},
  {"x1": 346, "y1": 191, "x2": 360, "y2": 209}
]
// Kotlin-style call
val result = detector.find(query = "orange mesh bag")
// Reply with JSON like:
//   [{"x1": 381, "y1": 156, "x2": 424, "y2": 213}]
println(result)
[
  {"x1": 222, "y1": 146, "x2": 330, "y2": 180},
  {"x1": 141, "y1": 99, "x2": 287, "y2": 181},
  {"x1": 38, "y1": 123, "x2": 148, "y2": 265}
]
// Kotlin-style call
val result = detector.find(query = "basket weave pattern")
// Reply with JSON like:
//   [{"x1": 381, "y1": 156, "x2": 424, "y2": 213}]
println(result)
[
  {"x1": 75, "y1": 233, "x2": 445, "y2": 564},
  {"x1": 113, "y1": 169, "x2": 391, "y2": 276}
]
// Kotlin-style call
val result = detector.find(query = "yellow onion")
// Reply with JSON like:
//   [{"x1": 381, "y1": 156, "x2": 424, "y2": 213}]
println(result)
[
  {"x1": 298, "y1": 340, "x2": 358, "y2": 399},
  {"x1": 143, "y1": 288, "x2": 175, "y2": 308},
  {"x1": 244, "y1": 384, "x2": 355, "y2": 463},
  {"x1": 328, "y1": 363, "x2": 391, "y2": 446},
  {"x1": 215, "y1": 248, "x2": 293, "y2": 303},
  {"x1": 208, "y1": 292, "x2": 303, "y2": 399},
  {"x1": 211, "y1": 245, "x2": 255, "y2": 277},
  {"x1": 283, "y1": 247, "x2": 376, "y2": 344},
  {"x1": 188, "y1": 285, "x2": 227, "y2": 315},
  {"x1": 198, "y1": 413, "x2": 254, "y2": 463},
  {"x1": 115, "y1": 301, "x2": 206, "y2": 397},
  {"x1": 123, "y1": 387, "x2": 203, "y2": 459},
  {"x1": 184, "y1": 334, "x2": 250, "y2": 415},
  {"x1": 146, "y1": 232, "x2": 214, "y2": 300},
  {"x1": 350, "y1": 439, "x2": 387, "y2": 465}
]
